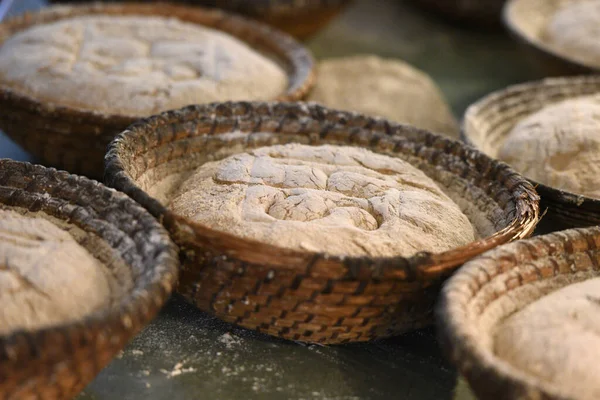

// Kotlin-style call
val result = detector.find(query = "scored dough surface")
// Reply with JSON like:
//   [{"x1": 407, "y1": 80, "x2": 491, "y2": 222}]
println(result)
[
  {"x1": 544, "y1": 1, "x2": 600, "y2": 68},
  {"x1": 169, "y1": 143, "x2": 475, "y2": 257},
  {"x1": 0, "y1": 15, "x2": 288, "y2": 115},
  {"x1": 494, "y1": 278, "x2": 600, "y2": 400},
  {"x1": 497, "y1": 95, "x2": 600, "y2": 199},
  {"x1": 307, "y1": 55, "x2": 459, "y2": 137},
  {"x1": 0, "y1": 209, "x2": 112, "y2": 335}
]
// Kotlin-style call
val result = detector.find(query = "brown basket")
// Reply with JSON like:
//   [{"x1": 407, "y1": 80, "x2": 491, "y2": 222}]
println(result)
[
  {"x1": 437, "y1": 226, "x2": 600, "y2": 400},
  {"x1": 0, "y1": 3, "x2": 315, "y2": 179},
  {"x1": 503, "y1": 0, "x2": 598, "y2": 77},
  {"x1": 105, "y1": 101, "x2": 539, "y2": 344},
  {"x1": 47, "y1": 0, "x2": 353, "y2": 39},
  {"x1": 463, "y1": 75, "x2": 600, "y2": 230},
  {"x1": 408, "y1": 0, "x2": 506, "y2": 28},
  {"x1": 0, "y1": 159, "x2": 179, "y2": 399}
]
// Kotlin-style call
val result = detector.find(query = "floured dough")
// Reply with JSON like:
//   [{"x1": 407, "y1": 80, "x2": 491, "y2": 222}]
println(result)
[
  {"x1": 307, "y1": 55, "x2": 459, "y2": 137},
  {"x1": 0, "y1": 15, "x2": 288, "y2": 115},
  {"x1": 169, "y1": 143, "x2": 475, "y2": 257},
  {"x1": 498, "y1": 95, "x2": 600, "y2": 198},
  {"x1": 494, "y1": 278, "x2": 600, "y2": 400},
  {"x1": 0, "y1": 209, "x2": 112, "y2": 335},
  {"x1": 544, "y1": 1, "x2": 600, "y2": 68}
]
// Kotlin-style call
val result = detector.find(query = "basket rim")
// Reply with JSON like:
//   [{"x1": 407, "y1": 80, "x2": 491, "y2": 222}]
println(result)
[
  {"x1": 436, "y1": 226, "x2": 600, "y2": 400},
  {"x1": 0, "y1": 159, "x2": 179, "y2": 363},
  {"x1": 462, "y1": 75, "x2": 600, "y2": 211},
  {"x1": 502, "y1": 0, "x2": 598, "y2": 74},
  {"x1": 105, "y1": 101, "x2": 540, "y2": 281},
  {"x1": 0, "y1": 2, "x2": 315, "y2": 123}
]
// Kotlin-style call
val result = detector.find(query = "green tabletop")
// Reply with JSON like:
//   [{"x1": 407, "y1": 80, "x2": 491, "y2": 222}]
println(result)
[{"x1": 2, "y1": 1, "x2": 541, "y2": 398}]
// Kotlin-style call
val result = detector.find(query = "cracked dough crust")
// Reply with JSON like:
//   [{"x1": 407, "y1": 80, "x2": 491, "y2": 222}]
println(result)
[
  {"x1": 498, "y1": 95, "x2": 600, "y2": 199},
  {"x1": 169, "y1": 143, "x2": 475, "y2": 257},
  {"x1": 307, "y1": 55, "x2": 459, "y2": 138},
  {"x1": 0, "y1": 209, "x2": 112, "y2": 335},
  {"x1": 0, "y1": 15, "x2": 288, "y2": 115},
  {"x1": 494, "y1": 278, "x2": 600, "y2": 400}
]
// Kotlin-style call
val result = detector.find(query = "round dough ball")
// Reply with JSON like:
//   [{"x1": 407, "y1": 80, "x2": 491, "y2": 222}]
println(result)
[
  {"x1": 168, "y1": 143, "x2": 475, "y2": 257},
  {"x1": 498, "y1": 95, "x2": 600, "y2": 198},
  {"x1": 307, "y1": 55, "x2": 459, "y2": 138},
  {"x1": 544, "y1": 1, "x2": 600, "y2": 68},
  {"x1": 494, "y1": 278, "x2": 600, "y2": 400},
  {"x1": 0, "y1": 209, "x2": 112, "y2": 335}
]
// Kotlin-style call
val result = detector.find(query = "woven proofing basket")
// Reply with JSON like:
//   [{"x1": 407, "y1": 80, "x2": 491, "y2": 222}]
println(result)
[
  {"x1": 47, "y1": 0, "x2": 353, "y2": 39},
  {"x1": 105, "y1": 101, "x2": 539, "y2": 344},
  {"x1": 503, "y1": 0, "x2": 599, "y2": 76},
  {"x1": 0, "y1": 159, "x2": 179, "y2": 400},
  {"x1": 0, "y1": 3, "x2": 315, "y2": 178},
  {"x1": 463, "y1": 75, "x2": 600, "y2": 229},
  {"x1": 437, "y1": 226, "x2": 600, "y2": 400}
]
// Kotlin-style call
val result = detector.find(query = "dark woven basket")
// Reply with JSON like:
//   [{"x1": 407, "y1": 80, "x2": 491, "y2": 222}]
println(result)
[
  {"x1": 463, "y1": 75, "x2": 600, "y2": 230},
  {"x1": 105, "y1": 101, "x2": 539, "y2": 344},
  {"x1": 437, "y1": 226, "x2": 600, "y2": 400},
  {"x1": 503, "y1": 0, "x2": 598, "y2": 77},
  {"x1": 409, "y1": 0, "x2": 506, "y2": 28},
  {"x1": 48, "y1": 0, "x2": 353, "y2": 39},
  {"x1": 0, "y1": 3, "x2": 315, "y2": 179},
  {"x1": 0, "y1": 159, "x2": 179, "y2": 399}
]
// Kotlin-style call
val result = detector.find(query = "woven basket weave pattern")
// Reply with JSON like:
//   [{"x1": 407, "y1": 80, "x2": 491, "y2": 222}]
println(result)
[
  {"x1": 0, "y1": 160, "x2": 179, "y2": 399},
  {"x1": 438, "y1": 227, "x2": 600, "y2": 400},
  {"x1": 105, "y1": 101, "x2": 539, "y2": 344},
  {"x1": 0, "y1": 3, "x2": 315, "y2": 178}
]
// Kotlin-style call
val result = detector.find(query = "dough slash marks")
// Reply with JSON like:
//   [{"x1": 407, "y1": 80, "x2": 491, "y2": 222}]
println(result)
[
  {"x1": 169, "y1": 143, "x2": 475, "y2": 257},
  {"x1": 0, "y1": 15, "x2": 288, "y2": 115}
]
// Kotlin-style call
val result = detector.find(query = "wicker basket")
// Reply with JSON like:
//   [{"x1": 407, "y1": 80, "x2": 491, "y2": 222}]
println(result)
[
  {"x1": 0, "y1": 3, "x2": 315, "y2": 179},
  {"x1": 0, "y1": 159, "x2": 178, "y2": 399},
  {"x1": 105, "y1": 101, "x2": 539, "y2": 344},
  {"x1": 463, "y1": 75, "x2": 600, "y2": 230},
  {"x1": 437, "y1": 226, "x2": 600, "y2": 400},
  {"x1": 503, "y1": 0, "x2": 598, "y2": 76},
  {"x1": 409, "y1": 0, "x2": 506, "y2": 28},
  {"x1": 49, "y1": 0, "x2": 353, "y2": 39}
]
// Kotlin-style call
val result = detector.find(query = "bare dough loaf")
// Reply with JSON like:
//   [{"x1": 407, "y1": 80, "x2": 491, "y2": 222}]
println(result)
[
  {"x1": 0, "y1": 15, "x2": 288, "y2": 115},
  {"x1": 307, "y1": 55, "x2": 459, "y2": 137},
  {"x1": 168, "y1": 143, "x2": 475, "y2": 257},
  {"x1": 497, "y1": 95, "x2": 600, "y2": 198},
  {"x1": 0, "y1": 209, "x2": 113, "y2": 335},
  {"x1": 544, "y1": 1, "x2": 600, "y2": 68},
  {"x1": 494, "y1": 278, "x2": 600, "y2": 400}
]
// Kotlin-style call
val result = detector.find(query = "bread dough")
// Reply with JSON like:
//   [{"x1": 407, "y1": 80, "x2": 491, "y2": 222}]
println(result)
[
  {"x1": 307, "y1": 55, "x2": 459, "y2": 137},
  {"x1": 0, "y1": 209, "x2": 112, "y2": 335},
  {"x1": 169, "y1": 143, "x2": 475, "y2": 257},
  {"x1": 498, "y1": 95, "x2": 600, "y2": 198},
  {"x1": 494, "y1": 278, "x2": 600, "y2": 400},
  {"x1": 0, "y1": 15, "x2": 288, "y2": 115},
  {"x1": 544, "y1": 1, "x2": 600, "y2": 68}
]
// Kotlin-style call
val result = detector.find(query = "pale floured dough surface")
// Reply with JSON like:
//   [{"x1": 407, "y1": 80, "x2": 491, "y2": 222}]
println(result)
[
  {"x1": 0, "y1": 209, "x2": 112, "y2": 335},
  {"x1": 307, "y1": 55, "x2": 459, "y2": 137},
  {"x1": 544, "y1": 1, "x2": 600, "y2": 68},
  {"x1": 494, "y1": 278, "x2": 600, "y2": 400},
  {"x1": 498, "y1": 95, "x2": 600, "y2": 198},
  {"x1": 169, "y1": 143, "x2": 475, "y2": 257},
  {"x1": 0, "y1": 15, "x2": 288, "y2": 115}
]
